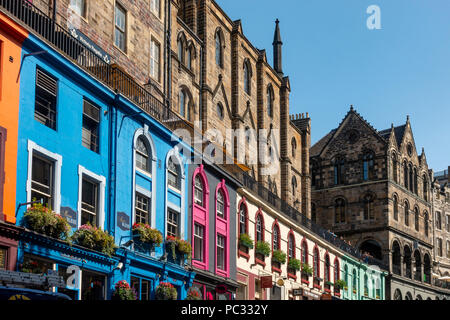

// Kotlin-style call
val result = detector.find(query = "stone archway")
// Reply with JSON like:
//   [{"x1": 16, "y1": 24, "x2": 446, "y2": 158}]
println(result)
[{"x1": 359, "y1": 239, "x2": 383, "y2": 260}]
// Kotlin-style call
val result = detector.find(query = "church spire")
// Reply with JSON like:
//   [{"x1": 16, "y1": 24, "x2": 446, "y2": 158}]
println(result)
[{"x1": 273, "y1": 19, "x2": 283, "y2": 76}]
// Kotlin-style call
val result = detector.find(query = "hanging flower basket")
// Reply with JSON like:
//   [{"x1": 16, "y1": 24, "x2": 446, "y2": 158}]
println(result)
[
  {"x1": 255, "y1": 241, "x2": 271, "y2": 257},
  {"x1": 186, "y1": 287, "x2": 202, "y2": 300},
  {"x1": 301, "y1": 263, "x2": 313, "y2": 276},
  {"x1": 165, "y1": 236, "x2": 192, "y2": 265},
  {"x1": 70, "y1": 224, "x2": 117, "y2": 256},
  {"x1": 155, "y1": 282, "x2": 177, "y2": 300},
  {"x1": 132, "y1": 223, "x2": 162, "y2": 254},
  {"x1": 22, "y1": 202, "x2": 70, "y2": 240},
  {"x1": 272, "y1": 250, "x2": 287, "y2": 265},
  {"x1": 112, "y1": 280, "x2": 137, "y2": 300},
  {"x1": 288, "y1": 258, "x2": 301, "y2": 271}
]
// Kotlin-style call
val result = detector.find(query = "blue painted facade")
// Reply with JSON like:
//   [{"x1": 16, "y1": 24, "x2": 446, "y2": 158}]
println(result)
[{"x1": 14, "y1": 32, "x2": 194, "y2": 300}]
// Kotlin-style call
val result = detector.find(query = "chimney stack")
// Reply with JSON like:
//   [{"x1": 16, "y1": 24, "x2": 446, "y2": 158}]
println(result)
[{"x1": 273, "y1": 19, "x2": 283, "y2": 76}]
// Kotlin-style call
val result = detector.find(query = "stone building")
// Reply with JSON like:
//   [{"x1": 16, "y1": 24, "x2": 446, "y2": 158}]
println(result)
[
  {"x1": 310, "y1": 106, "x2": 449, "y2": 299},
  {"x1": 431, "y1": 168, "x2": 450, "y2": 292},
  {"x1": 30, "y1": 0, "x2": 311, "y2": 217}
]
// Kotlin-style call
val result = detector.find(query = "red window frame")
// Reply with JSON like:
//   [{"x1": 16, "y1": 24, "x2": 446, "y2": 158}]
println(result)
[{"x1": 0, "y1": 126, "x2": 6, "y2": 219}]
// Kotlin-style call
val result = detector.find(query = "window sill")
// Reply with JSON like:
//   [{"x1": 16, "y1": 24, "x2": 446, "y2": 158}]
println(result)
[
  {"x1": 313, "y1": 284, "x2": 322, "y2": 290},
  {"x1": 271, "y1": 266, "x2": 282, "y2": 274},
  {"x1": 301, "y1": 279, "x2": 310, "y2": 285},
  {"x1": 193, "y1": 261, "x2": 207, "y2": 270},
  {"x1": 216, "y1": 269, "x2": 228, "y2": 278},
  {"x1": 334, "y1": 292, "x2": 341, "y2": 297},
  {"x1": 136, "y1": 168, "x2": 152, "y2": 180},
  {"x1": 168, "y1": 185, "x2": 181, "y2": 194},
  {"x1": 238, "y1": 250, "x2": 250, "y2": 261},
  {"x1": 324, "y1": 288, "x2": 331, "y2": 294},
  {"x1": 255, "y1": 258, "x2": 266, "y2": 268},
  {"x1": 287, "y1": 273, "x2": 297, "y2": 281}
]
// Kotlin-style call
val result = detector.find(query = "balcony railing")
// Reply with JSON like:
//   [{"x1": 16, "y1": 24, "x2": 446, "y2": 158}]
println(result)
[
  {"x1": 0, "y1": 0, "x2": 191, "y2": 135},
  {"x1": 236, "y1": 170, "x2": 389, "y2": 271}
]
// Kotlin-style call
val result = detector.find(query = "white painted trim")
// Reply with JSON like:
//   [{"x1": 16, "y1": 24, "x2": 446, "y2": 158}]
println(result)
[
  {"x1": 165, "y1": 145, "x2": 185, "y2": 238},
  {"x1": 77, "y1": 165, "x2": 106, "y2": 230},
  {"x1": 132, "y1": 128, "x2": 157, "y2": 228},
  {"x1": 26, "y1": 140, "x2": 63, "y2": 213},
  {"x1": 136, "y1": 185, "x2": 152, "y2": 199}
]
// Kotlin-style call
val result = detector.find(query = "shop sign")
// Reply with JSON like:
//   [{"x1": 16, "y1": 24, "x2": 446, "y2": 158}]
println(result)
[
  {"x1": 303, "y1": 290, "x2": 320, "y2": 300},
  {"x1": 117, "y1": 212, "x2": 130, "y2": 231},
  {"x1": 216, "y1": 284, "x2": 228, "y2": 294},
  {"x1": 292, "y1": 289, "x2": 302, "y2": 296},
  {"x1": 60, "y1": 207, "x2": 77, "y2": 228},
  {"x1": 261, "y1": 276, "x2": 273, "y2": 289}
]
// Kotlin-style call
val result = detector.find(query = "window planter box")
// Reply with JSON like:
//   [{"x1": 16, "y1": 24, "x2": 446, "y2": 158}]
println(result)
[
  {"x1": 334, "y1": 292, "x2": 341, "y2": 298},
  {"x1": 301, "y1": 278, "x2": 310, "y2": 285},
  {"x1": 134, "y1": 240, "x2": 155, "y2": 255},
  {"x1": 238, "y1": 244, "x2": 250, "y2": 255},
  {"x1": 313, "y1": 283, "x2": 322, "y2": 290},
  {"x1": 353, "y1": 288, "x2": 357, "y2": 294},
  {"x1": 272, "y1": 265, "x2": 282, "y2": 274},
  {"x1": 288, "y1": 273, "x2": 297, "y2": 281},
  {"x1": 324, "y1": 288, "x2": 331, "y2": 293}
]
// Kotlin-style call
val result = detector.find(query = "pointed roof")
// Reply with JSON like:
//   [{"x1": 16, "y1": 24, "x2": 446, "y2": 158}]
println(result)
[
  {"x1": 378, "y1": 124, "x2": 406, "y2": 147},
  {"x1": 273, "y1": 19, "x2": 282, "y2": 45}
]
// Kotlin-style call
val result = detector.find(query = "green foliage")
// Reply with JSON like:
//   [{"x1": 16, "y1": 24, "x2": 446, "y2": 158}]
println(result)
[
  {"x1": 132, "y1": 223, "x2": 163, "y2": 246},
  {"x1": 335, "y1": 279, "x2": 347, "y2": 289},
  {"x1": 185, "y1": 288, "x2": 202, "y2": 300},
  {"x1": 301, "y1": 263, "x2": 313, "y2": 276},
  {"x1": 70, "y1": 224, "x2": 117, "y2": 256},
  {"x1": 255, "y1": 241, "x2": 271, "y2": 257},
  {"x1": 112, "y1": 280, "x2": 137, "y2": 300},
  {"x1": 272, "y1": 250, "x2": 287, "y2": 264},
  {"x1": 287, "y1": 258, "x2": 301, "y2": 271},
  {"x1": 166, "y1": 236, "x2": 192, "y2": 260},
  {"x1": 22, "y1": 202, "x2": 70, "y2": 240},
  {"x1": 155, "y1": 282, "x2": 178, "y2": 300},
  {"x1": 238, "y1": 233, "x2": 254, "y2": 249}
]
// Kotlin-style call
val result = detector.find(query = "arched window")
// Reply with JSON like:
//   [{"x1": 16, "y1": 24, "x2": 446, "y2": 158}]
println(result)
[
  {"x1": 238, "y1": 202, "x2": 247, "y2": 235},
  {"x1": 215, "y1": 31, "x2": 222, "y2": 67},
  {"x1": 187, "y1": 46, "x2": 192, "y2": 70},
  {"x1": 392, "y1": 241, "x2": 401, "y2": 275},
  {"x1": 414, "y1": 250, "x2": 421, "y2": 281},
  {"x1": 267, "y1": 86, "x2": 273, "y2": 117},
  {"x1": 352, "y1": 269, "x2": 357, "y2": 292},
  {"x1": 424, "y1": 211, "x2": 429, "y2": 237},
  {"x1": 335, "y1": 198, "x2": 346, "y2": 224},
  {"x1": 244, "y1": 61, "x2": 251, "y2": 95},
  {"x1": 413, "y1": 168, "x2": 418, "y2": 194},
  {"x1": 408, "y1": 163, "x2": 413, "y2": 191},
  {"x1": 288, "y1": 232, "x2": 295, "y2": 259},
  {"x1": 291, "y1": 176, "x2": 297, "y2": 196},
  {"x1": 423, "y1": 174, "x2": 428, "y2": 201},
  {"x1": 364, "y1": 274, "x2": 369, "y2": 296},
  {"x1": 404, "y1": 245, "x2": 412, "y2": 278},
  {"x1": 393, "y1": 195, "x2": 399, "y2": 221},
  {"x1": 216, "y1": 103, "x2": 224, "y2": 120},
  {"x1": 334, "y1": 259, "x2": 340, "y2": 283},
  {"x1": 311, "y1": 161, "x2": 318, "y2": 187},
  {"x1": 392, "y1": 154, "x2": 398, "y2": 183},
  {"x1": 291, "y1": 138, "x2": 297, "y2": 158},
  {"x1": 136, "y1": 136, "x2": 151, "y2": 173},
  {"x1": 272, "y1": 223, "x2": 280, "y2": 251},
  {"x1": 423, "y1": 254, "x2": 431, "y2": 284},
  {"x1": 324, "y1": 254, "x2": 330, "y2": 282},
  {"x1": 363, "y1": 194, "x2": 374, "y2": 220},
  {"x1": 216, "y1": 189, "x2": 225, "y2": 219},
  {"x1": 414, "y1": 207, "x2": 419, "y2": 232},
  {"x1": 362, "y1": 152, "x2": 375, "y2": 181},
  {"x1": 313, "y1": 247, "x2": 320, "y2": 277},
  {"x1": 177, "y1": 37, "x2": 184, "y2": 64},
  {"x1": 403, "y1": 161, "x2": 408, "y2": 188},
  {"x1": 167, "y1": 156, "x2": 181, "y2": 190},
  {"x1": 179, "y1": 89, "x2": 192, "y2": 121},
  {"x1": 194, "y1": 175, "x2": 204, "y2": 207},
  {"x1": 334, "y1": 158, "x2": 345, "y2": 185},
  {"x1": 344, "y1": 265, "x2": 348, "y2": 289},
  {"x1": 404, "y1": 201, "x2": 409, "y2": 226},
  {"x1": 301, "y1": 239, "x2": 308, "y2": 266},
  {"x1": 255, "y1": 212, "x2": 264, "y2": 242}
]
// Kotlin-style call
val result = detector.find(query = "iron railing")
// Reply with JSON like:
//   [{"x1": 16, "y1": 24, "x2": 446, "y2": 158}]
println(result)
[
  {"x1": 236, "y1": 170, "x2": 389, "y2": 270},
  {"x1": 0, "y1": 0, "x2": 191, "y2": 135}
]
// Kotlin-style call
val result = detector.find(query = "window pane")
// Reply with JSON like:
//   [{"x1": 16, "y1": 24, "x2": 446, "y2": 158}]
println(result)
[
  {"x1": 217, "y1": 235, "x2": 225, "y2": 270},
  {"x1": 217, "y1": 190, "x2": 224, "y2": 219},
  {"x1": 31, "y1": 155, "x2": 53, "y2": 208},
  {"x1": 135, "y1": 193, "x2": 150, "y2": 225},
  {"x1": 167, "y1": 210, "x2": 179, "y2": 237},
  {"x1": 194, "y1": 224, "x2": 204, "y2": 262},
  {"x1": 81, "y1": 178, "x2": 98, "y2": 227},
  {"x1": 0, "y1": 248, "x2": 6, "y2": 270}
]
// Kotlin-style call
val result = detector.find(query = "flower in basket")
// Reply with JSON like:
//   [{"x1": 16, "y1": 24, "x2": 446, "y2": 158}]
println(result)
[
  {"x1": 112, "y1": 280, "x2": 137, "y2": 300},
  {"x1": 334, "y1": 279, "x2": 347, "y2": 290},
  {"x1": 255, "y1": 241, "x2": 271, "y2": 257},
  {"x1": 132, "y1": 223, "x2": 163, "y2": 246},
  {"x1": 186, "y1": 287, "x2": 202, "y2": 300},
  {"x1": 238, "y1": 233, "x2": 254, "y2": 249},
  {"x1": 70, "y1": 223, "x2": 117, "y2": 256},
  {"x1": 272, "y1": 250, "x2": 287, "y2": 265},
  {"x1": 287, "y1": 258, "x2": 301, "y2": 271},
  {"x1": 155, "y1": 282, "x2": 177, "y2": 300},
  {"x1": 301, "y1": 263, "x2": 313, "y2": 276},
  {"x1": 22, "y1": 202, "x2": 71, "y2": 240},
  {"x1": 176, "y1": 239, "x2": 192, "y2": 258}
]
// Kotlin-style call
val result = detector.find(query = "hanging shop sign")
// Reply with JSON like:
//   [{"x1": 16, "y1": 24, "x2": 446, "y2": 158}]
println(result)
[
  {"x1": 60, "y1": 207, "x2": 77, "y2": 228},
  {"x1": 117, "y1": 212, "x2": 130, "y2": 231},
  {"x1": 260, "y1": 276, "x2": 273, "y2": 289}
]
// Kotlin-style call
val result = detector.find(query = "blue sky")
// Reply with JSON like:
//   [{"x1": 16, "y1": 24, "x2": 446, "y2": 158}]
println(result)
[{"x1": 216, "y1": 0, "x2": 450, "y2": 172}]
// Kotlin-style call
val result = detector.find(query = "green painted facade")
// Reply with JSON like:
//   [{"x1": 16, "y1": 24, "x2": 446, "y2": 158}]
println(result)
[{"x1": 340, "y1": 255, "x2": 388, "y2": 300}]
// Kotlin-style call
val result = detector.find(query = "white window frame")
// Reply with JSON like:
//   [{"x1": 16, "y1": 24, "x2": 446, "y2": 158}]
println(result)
[
  {"x1": 135, "y1": 185, "x2": 152, "y2": 225},
  {"x1": 26, "y1": 140, "x2": 62, "y2": 213},
  {"x1": 150, "y1": 0, "x2": 161, "y2": 18},
  {"x1": 150, "y1": 38, "x2": 160, "y2": 81},
  {"x1": 132, "y1": 126, "x2": 157, "y2": 228},
  {"x1": 165, "y1": 147, "x2": 185, "y2": 238},
  {"x1": 77, "y1": 165, "x2": 106, "y2": 229}
]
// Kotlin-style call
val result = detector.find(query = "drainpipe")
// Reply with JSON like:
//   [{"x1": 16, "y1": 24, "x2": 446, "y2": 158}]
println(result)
[
  {"x1": 52, "y1": 0, "x2": 57, "y2": 22},
  {"x1": 166, "y1": 0, "x2": 172, "y2": 110},
  {"x1": 198, "y1": 44, "x2": 203, "y2": 128},
  {"x1": 108, "y1": 97, "x2": 119, "y2": 236}
]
